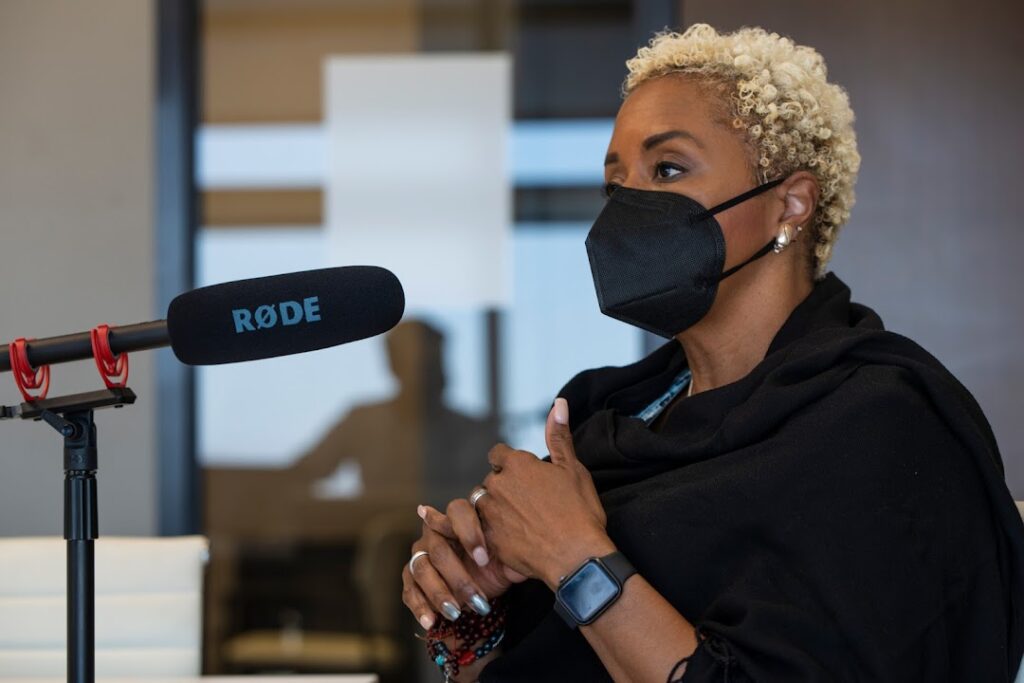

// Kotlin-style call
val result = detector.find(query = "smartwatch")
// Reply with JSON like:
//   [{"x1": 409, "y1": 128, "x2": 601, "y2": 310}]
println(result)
[{"x1": 553, "y1": 551, "x2": 637, "y2": 628}]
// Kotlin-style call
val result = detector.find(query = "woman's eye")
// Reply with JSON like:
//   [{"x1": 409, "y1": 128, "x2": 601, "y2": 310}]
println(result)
[
  {"x1": 656, "y1": 162, "x2": 687, "y2": 179},
  {"x1": 601, "y1": 182, "x2": 620, "y2": 198}
]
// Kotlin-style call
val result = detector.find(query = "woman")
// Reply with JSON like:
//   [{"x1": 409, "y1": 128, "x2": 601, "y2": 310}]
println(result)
[{"x1": 401, "y1": 24, "x2": 1024, "y2": 681}]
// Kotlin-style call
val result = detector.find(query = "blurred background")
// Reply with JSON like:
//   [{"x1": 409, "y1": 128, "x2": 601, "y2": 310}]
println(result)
[{"x1": 1, "y1": 0, "x2": 1022, "y2": 680}]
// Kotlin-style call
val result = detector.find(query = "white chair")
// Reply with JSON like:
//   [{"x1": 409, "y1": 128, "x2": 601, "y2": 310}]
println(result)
[{"x1": 0, "y1": 535, "x2": 208, "y2": 678}]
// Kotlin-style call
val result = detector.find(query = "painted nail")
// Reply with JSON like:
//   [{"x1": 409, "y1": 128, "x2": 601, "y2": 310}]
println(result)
[
  {"x1": 472, "y1": 546, "x2": 489, "y2": 566},
  {"x1": 419, "y1": 613, "x2": 435, "y2": 630},
  {"x1": 416, "y1": 505, "x2": 426, "y2": 520},
  {"x1": 553, "y1": 397, "x2": 569, "y2": 425},
  {"x1": 442, "y1": 601, "x2": 461, "y2": 621},
  {"x1": 469, "y1": 593, "x2": 491, "y2": 616}
]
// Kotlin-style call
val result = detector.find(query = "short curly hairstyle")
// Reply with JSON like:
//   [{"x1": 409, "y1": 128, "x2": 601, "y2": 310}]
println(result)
[{"x1": 624, "y1": 24, "x2": 860, "y2": 281}]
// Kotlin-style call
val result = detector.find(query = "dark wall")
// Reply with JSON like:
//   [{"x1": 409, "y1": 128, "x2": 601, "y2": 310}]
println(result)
[{"x1": 683, "y1": 0, "x2": 1024, "y2": 495}]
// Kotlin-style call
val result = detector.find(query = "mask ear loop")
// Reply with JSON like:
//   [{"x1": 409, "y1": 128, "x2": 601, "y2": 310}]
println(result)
[
  {"x1": 701, "y1": 176, "x2": 786, "y2": 217},
  {"x1": 719, "y1": 239, "x2": 777, "y2": 280},
  {"x1": 696, "y1": 176, "x2": 787, "y2": 283}
]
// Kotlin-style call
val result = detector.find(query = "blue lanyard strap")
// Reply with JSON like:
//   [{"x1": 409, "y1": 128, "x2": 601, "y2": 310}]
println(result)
[{"x1": 632, "y1": 367, "x2": 692, "y2": 425}]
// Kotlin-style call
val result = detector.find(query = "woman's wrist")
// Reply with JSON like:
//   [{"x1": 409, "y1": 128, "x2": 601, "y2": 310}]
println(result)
[{"x1": 540, "y1": 531, "x2": 617, "y2": 590}]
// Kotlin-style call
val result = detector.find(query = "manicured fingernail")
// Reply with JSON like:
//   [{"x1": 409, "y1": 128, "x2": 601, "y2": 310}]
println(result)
[
  {"x1": 553, "y1": 397, "x2": 569, "y2": 425},
  {"x1": 442, "y1": 601, "x2": 461, "y2": 621},
  {"x1": 419, "y1": 613, "x2": 435, "y2": 630},
  {"x1": 469, "y1": 593, "x2": 491, "y2": 616},
  {"x1": 472, "y1": 546, "x2": 489, "y2": 566},
  {"x1": 416, "y1": 505, "x2": 426, "y2": 520}
]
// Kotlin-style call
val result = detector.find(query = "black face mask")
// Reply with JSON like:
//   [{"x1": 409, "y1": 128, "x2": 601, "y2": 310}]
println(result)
[{"x1": 585, "y1": 177, "x2": 785, "y2": 338}]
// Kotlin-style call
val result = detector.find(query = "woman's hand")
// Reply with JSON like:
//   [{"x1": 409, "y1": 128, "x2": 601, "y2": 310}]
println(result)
[
  {"x1": 401, "y1": 497, "x2": 527, "y2": 630},
  {"x1": 475, "y1": 398, "x2": 616, "y2": 590}
]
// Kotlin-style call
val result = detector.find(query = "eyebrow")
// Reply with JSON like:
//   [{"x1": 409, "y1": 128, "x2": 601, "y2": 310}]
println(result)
[{"x1": 604, "y1": 129, "x2": 705, "y2": 166}]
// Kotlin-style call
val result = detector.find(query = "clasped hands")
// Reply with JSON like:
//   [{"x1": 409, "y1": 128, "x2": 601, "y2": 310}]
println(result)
[{"x1": 401, "y1": 397, "x2": 616, "y2": 630}]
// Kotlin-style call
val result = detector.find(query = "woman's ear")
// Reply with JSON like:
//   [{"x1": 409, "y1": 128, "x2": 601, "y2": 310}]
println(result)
[{"x1": 775, "y1": 171, "x2": 820, "y2": 229}]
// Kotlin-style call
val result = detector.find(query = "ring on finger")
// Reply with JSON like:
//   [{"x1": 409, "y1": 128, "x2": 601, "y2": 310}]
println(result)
[
  {"x1": 469, "y1": 487, "x2": 489, "y2": 509},
  {"x1": 408, "y1": 550, "x2": 429, "y2": 575}
]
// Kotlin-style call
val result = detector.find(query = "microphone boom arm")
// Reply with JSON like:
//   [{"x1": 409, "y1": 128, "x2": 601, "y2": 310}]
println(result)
[{"x1": 0, "y1": 320, "x2": 169, "y2": 373}]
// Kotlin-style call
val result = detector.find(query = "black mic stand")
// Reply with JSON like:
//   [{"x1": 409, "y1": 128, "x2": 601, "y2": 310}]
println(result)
[{"x1": 1, "y1": 387, "x2": 136, "y2": 683}]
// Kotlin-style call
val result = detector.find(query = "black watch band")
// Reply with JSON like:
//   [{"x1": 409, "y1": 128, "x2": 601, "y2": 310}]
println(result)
[
  {"x1": 553, "y1": 550, "x2": 637, "y2": 629},
  {"x1": 599, "y1": 551, "x2": 636, "y2": 582}
]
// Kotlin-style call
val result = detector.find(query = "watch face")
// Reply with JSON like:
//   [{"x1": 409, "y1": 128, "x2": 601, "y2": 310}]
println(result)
[{"x1": 558, "y1": 560, "x2": 621, "y2": 624}]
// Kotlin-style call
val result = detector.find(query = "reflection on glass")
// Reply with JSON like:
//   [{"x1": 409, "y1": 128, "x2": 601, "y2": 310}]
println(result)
[
  {"x1": 293, "y1": 319, "x2": 499, "y2": 508},
  {"x1": 204, "y1": 319, "x2": 498, "y2": 680}
]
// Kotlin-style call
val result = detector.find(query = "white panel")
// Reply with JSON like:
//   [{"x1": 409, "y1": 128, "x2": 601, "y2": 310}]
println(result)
[
  {"x1": 196, "y1": 119, "x2": 613, "y2": 189},
  {"x1": 324, "y1": 54, "x2": 512, "y2": 310}
]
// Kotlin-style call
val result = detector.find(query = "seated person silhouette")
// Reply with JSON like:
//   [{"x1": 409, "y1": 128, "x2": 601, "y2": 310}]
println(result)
[{"x1": 292, "y1": 319, "x2": 499, "y2": 510}]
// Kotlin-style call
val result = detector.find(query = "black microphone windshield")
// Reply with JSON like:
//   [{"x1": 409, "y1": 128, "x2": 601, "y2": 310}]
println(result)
[{"x1": 167, "y1": 266, "x2": 405, "y2": 366}]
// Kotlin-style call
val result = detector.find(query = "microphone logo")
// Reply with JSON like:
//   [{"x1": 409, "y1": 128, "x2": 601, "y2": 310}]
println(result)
[{"x1": 231, "y1": 296, "x2": 322, "y2": 333}]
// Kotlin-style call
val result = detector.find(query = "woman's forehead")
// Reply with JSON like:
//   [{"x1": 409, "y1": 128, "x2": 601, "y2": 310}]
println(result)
[
  {"x1": 614, "y1": 77, "x2": 720, "y2": 132},
  {"x1": 610, "y1": 77, "x2": 734, "y2": 148}
]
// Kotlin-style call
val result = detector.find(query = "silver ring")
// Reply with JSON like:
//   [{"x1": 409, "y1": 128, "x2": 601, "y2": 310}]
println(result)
[
  {"x1": 469, "y1": 487, "x2": 489, "y2": 509},
  {"x1": 408, "y1": 550, "x2": 429, "y2": 575}
]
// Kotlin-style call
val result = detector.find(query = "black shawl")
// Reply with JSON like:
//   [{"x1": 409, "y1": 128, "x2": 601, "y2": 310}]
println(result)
[{"x1": 480, "y1": 271, "x2": 1024, "y2": 682}]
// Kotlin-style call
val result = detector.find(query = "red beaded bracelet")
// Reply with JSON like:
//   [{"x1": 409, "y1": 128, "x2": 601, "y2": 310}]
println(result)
[{"x1": 419, "y1": 595, "x2": 508, "y2": 678}]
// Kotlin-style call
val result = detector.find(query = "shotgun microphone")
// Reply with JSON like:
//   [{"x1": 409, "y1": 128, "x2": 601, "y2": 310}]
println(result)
[
  {"x1": 0, "y1": 266, "x2": 405, "y2": 371},
  {"x1": 167, "y1": 266, "x2": 404, "y2": 365}
]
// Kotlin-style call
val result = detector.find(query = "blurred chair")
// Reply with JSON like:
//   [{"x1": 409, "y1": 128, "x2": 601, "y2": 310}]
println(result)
[
  {"x1": 221, "y1": 509, "x2": 418, "y2": 675},
  {"x1": 0, "y1": 535, "x2": 208, "y2": 677}
]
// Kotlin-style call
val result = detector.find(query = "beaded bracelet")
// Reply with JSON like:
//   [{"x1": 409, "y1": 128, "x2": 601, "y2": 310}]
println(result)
[
  {"x1": 420, "y1": 594, "x2": 508, "y2": 680},
  {"x1": 427, "y1": 626, "x2": 505, "y2": 679}
]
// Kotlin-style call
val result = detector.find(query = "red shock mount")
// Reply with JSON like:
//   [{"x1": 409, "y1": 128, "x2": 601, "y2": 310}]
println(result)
[
  {"x1": 7, "y1": 325, "x2": 131, "y2": 402},
  {"x1": 89, "y1": 323, "x2": 129, "y2": 389},
  {"x1": 7, "y1": 337, "x2": 51, "y2": 403}
]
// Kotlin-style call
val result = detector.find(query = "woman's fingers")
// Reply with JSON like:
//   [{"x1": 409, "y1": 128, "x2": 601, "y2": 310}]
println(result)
[
  {"x1": 401, "y1": 565, "x2": 437, "y2": 630},
  {"x1": 409, "y1": 551, "x2": 465, "y2": 621},
  {"x1": 410, "y1": 530, "x2": 493, "y2": 619},
  {"x1": 544, "y1": 397, "x2": 578, "y2": 467},
  {"x1": 418, "y1": 501, "x2": 490, "y2": 567},
  {"x1": 447, "y1": 498, "x2": 490, "y2": 567},
  {"x1": 417, "y1": 504, "x2": 455, "y2": 538}
]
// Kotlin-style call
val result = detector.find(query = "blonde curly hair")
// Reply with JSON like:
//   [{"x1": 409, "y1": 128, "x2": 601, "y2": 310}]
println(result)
[{"x1": 624, "y1": 24, "x2": 860, "y2": 281}]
